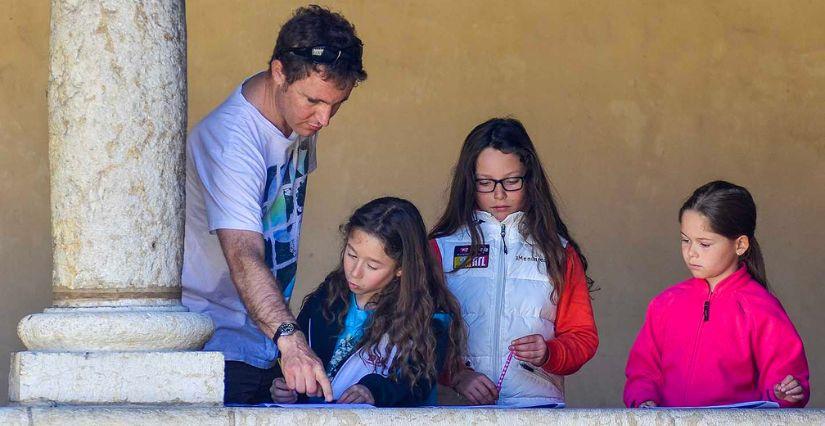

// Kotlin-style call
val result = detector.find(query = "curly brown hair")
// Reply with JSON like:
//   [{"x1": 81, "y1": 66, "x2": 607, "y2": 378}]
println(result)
[
  {"x1": 306, "y1": 197, "x2": 467, "y2": 389},
  {"x1": 270, "y1": 5, "x2": 367, "y2": 88}
]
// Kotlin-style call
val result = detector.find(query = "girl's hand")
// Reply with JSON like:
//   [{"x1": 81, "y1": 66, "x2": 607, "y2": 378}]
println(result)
[
  {"x1": 453, "y1": 369, "x2": 499, "y2": 405},
  {"x1": 510, "y1": 334, "x2": 548, "y2": 367},
  {"x1": 774, "y1": 375, "x2": 805, "y2": 403},
  {"x1": 269, "y1": 377, "x2": 298, "y2": 403},
  {"x1": 337, "y1": 384, "x2": 375, "y2": 405},
  {"x1": 639, "y1": 400, "x2": 657, "y2": 408}
]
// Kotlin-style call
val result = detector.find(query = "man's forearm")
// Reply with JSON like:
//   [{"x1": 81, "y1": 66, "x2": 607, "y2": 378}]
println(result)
[
  {"x1": 217, "y1": 229, "x2": 294, "y2": 338},
  {"x1": 218, "y1": 229, "x2": 330, "y2": 399},
  {"x1": 229, "y1": 255, "x2": 295, "y2": 338}
]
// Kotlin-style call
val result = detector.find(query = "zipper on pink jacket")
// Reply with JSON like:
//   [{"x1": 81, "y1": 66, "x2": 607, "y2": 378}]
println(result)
[
  {"x1": 684, "y1": 284, "x2": 714, "y2": 401},
  {"x1": 703, "y1": 284, "x2": 713, "y2": 321}
]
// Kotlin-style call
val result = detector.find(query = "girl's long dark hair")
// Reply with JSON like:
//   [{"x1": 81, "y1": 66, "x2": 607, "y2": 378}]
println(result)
[
  {"x1": 429, "y1": 117, "x2": 594, "y2": 296},
  {"x1": 305, "y1": 197, "x2": 467, "y2": 388},
  {"x1": 679, "y1": 180, "x2": 769, "y2": 288}
]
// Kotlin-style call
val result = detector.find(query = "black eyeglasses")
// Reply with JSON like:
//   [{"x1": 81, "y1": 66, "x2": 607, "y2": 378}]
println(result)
[
  {"x1": 475, "y1": 176, "x2": 525, "y2": 193},
  {"x1": 286, "y1": 46, "x2": 350, "y2": 65}
]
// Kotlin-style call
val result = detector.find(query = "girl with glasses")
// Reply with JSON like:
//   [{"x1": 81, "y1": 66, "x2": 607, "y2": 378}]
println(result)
[{"x1": 429, "y1": 117, "x2": 598, "y2": 407}]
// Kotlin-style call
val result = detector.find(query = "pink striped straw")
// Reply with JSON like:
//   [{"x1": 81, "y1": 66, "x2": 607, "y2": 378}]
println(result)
[{"x1": 496, "y1": 351, "x2": 514, "y2": 391}]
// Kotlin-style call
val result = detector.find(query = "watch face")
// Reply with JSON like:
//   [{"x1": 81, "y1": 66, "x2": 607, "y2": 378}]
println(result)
[
  {"x1": 274, "y1": 322, "x2": 298, "y2": 344},
  {"x1": 279, "y1": 323, "x2": 296, "y2": 335}
]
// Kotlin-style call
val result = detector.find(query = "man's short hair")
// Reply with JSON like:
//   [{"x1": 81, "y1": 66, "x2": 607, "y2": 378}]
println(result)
[{"x1": 271, "y1": 5, "x2": 367, "y2": 88}]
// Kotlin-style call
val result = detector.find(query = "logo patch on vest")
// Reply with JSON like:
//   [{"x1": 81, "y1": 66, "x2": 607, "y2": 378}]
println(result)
[
  {"x1": 516, "y1": 254, "x2": 545, "y2": 263},
  {"x1": 453, "y1": 245, "x2": 490, "y2": 269}
]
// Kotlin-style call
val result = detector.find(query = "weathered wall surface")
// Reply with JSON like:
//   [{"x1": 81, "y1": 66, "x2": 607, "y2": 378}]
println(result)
[
  {"x1": 0, "y1": 0, "x2": 52, "y2": 405},
  {"x1": 2, "y1": 0, "x2": 824, "y2": 406}
]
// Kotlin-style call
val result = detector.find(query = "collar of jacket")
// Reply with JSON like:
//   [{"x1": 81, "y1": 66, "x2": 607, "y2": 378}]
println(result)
[
  {"x1": 687, "y1": 263, "x2": 752, "y2": 295},
  {"x1": 473, "y1": 210, "x2": 525, "y2": 227},
  {"x1": 470, "y1": 210, "x2": 569, "y2": 248}
]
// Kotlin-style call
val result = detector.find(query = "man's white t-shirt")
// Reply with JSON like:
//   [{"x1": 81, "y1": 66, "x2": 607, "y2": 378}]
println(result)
[{"x1": 182, "y1": 81, "x2": 316, "y2": 369}]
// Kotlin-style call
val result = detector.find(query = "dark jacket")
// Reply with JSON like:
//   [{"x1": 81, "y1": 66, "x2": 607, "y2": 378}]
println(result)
[{"x1": 296, "y1": 282, "x2": 450, "y2": 407}]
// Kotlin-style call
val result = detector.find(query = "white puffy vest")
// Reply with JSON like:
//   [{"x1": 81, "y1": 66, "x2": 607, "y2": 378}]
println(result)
[{"x1": 435, "y1": 211, "x2": 565, "y2": 406}]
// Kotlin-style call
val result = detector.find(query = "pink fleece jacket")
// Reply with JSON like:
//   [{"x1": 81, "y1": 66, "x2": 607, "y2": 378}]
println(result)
[{"x1": 624, "y1": 266, "x2": 809, "y2": 408}]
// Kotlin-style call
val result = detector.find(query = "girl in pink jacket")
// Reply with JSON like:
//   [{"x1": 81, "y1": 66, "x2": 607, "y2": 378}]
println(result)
[{"x1": 624, "y1": 181, "x2": 809, "y2": 408}]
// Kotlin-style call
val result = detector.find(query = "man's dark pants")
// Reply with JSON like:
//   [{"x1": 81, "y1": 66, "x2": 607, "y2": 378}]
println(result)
[{"x1": 224, "y1": 360, "x2": 282, "y2": 404}]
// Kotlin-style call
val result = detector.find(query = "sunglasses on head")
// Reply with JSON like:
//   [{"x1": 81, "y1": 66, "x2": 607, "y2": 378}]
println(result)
[{"x1": 286, "y1": 45, "x2": 351, "y2": 65}]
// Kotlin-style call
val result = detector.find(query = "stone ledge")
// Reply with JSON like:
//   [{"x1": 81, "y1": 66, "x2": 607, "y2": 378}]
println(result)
[
  {"x1": 10, "y1": 351, "x2": 224, "y2": 405},
  {"x1": 0, "y1": 407, "x2": 28, "y2": 425},
  {"x1": 0, "y1": 406, "x2": 822, "y2": 425}
]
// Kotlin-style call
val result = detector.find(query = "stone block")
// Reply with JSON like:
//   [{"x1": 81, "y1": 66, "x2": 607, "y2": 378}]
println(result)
[
  {"x1": 4, "y1": 406, "x2": 825, "y2": 425},
  {"x1": 9, "y1": 351, "x2": 223, "y2": 405},
  {"x1": 230, "y1": 407, "x2": 825, "y2": 425},
  {"x1": 29, "y1": 406, "x2": 230, "y2": 426},
  {"x1": 0, "y1": 407, "x2": 29, "y2": 425}
]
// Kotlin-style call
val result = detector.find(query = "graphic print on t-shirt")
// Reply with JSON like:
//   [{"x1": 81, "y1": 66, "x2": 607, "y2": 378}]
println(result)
[{"x1": 261, "y1": 140, "x2": 313, "y2": 300}]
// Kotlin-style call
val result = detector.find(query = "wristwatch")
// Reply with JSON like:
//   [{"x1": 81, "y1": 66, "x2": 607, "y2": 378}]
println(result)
[{"x1": 272, "y1": 322, "x2": 299, "y2": 345}]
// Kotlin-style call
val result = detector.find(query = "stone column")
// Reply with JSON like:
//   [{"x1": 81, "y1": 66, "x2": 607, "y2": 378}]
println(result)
[{"x1": 9, "y1": 0, "x2": 223, "y2": 405}]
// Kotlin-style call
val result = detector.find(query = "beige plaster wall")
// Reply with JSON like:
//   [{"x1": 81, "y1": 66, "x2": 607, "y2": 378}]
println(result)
[
  {"x1": 2, "y1": 0, "x2": 823, "y2": 407},
  {"x1": 0, "y1": 0, "x2": 52, "y2": 405}
]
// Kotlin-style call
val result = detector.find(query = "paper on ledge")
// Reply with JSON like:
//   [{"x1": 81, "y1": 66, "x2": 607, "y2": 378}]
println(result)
[{"x1": 649, "y1": 400, "x2": 779, "y2": 409}]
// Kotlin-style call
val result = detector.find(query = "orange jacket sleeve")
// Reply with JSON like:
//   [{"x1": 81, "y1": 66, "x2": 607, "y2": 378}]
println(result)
[
  {"x1": 542, "y1": 245, "x2": 599, "y2": 375},
  {"x1": 429, "y1": 239, "x2": 442, "y2": 262}
]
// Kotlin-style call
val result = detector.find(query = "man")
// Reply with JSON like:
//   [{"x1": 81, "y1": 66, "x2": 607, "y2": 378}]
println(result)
[{"x1": 182, "y1": 5, "x2": 367, "y2": 404}]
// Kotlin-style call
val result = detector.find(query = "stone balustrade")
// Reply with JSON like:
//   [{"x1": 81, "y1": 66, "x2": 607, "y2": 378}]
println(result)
[{"x1": 1, "y1": 406, "x2": 824, "y2": 425}]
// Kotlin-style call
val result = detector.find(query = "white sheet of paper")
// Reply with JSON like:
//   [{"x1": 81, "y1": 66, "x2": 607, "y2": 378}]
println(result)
[
  {"x1": 435, "y1": 402, "x2": 565, "y2": 409},
  {"x1": 650, "y1": 400, "x2": 779, "y2": 409},
  {"x1": 273, "y1": 403, "x2": 375, "y2": 409},
  {"x1": 227, "y1": 403, "x2": 374, "y2": 408}
]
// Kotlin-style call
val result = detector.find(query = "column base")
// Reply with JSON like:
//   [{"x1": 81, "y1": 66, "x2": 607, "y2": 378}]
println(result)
[
  {"x1": 9, "y1": 351, "x2": 224, "y2": 405},
  {"x1": 17, "y1": 305, "x2": 215, "y2": 351}
]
